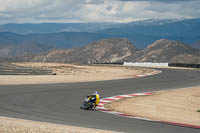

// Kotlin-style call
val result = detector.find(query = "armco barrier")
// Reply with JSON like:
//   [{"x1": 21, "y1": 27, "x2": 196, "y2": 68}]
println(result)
[
  {"x1": 123, "y1": 62, "x2": 169, "y2": 67},
  {"x1": 93, "y1": 62, "x2": 123, "y2": 65}
]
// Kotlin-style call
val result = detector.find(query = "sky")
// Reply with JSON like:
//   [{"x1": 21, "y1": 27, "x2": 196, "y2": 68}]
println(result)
[{"x1": 0, "y1": 0, "x2": 199, "y2": 24}]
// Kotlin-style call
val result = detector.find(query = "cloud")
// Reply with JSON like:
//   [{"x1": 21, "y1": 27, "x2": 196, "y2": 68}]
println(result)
[
  {"x1": 145, "y1": 0, "x2": 200, "y2": 18},
  {"x1": 0, "y1": 0, "x2": 199, "y2": 24},
  {"x1": 0, "y1": 0, "x2": 83, "y2": 23}
]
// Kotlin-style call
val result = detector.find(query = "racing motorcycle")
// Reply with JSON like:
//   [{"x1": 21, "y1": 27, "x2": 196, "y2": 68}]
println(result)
[{"x1": 80, "y1": 96, "x2": 96, "y2": 110}]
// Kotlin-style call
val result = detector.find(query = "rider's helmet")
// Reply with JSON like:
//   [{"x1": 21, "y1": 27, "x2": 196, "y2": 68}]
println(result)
[{"x1": 92, "y1": 91, "x2": 98, "y2": 95}]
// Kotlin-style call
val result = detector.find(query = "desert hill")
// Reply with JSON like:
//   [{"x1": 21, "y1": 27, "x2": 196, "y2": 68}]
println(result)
[
  {"x1": 32, "y1": 38, "x2": 138, "y2": 64},
  {"x1": 123, "y1": 39, "x2": 200, "y2": 63}
]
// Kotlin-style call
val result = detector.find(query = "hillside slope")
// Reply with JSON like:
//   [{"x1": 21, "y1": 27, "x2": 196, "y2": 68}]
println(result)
[
  {"x1": 32, "y1": 39, "x2": 200, "y2": 64},
  {"x1": 32, "y1": 38, "x2": 138, "y2": 64},
  {"x1": 0, "y1": 40, "x2": 51, "y2": 61},
  {"x1": 123, "y1": 39, "x2": 200, "y2": 63}
]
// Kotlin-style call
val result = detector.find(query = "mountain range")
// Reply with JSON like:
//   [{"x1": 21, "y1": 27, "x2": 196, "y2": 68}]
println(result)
[
  {"x1": 0, "y1": 18, "x2": 199, "y2": 63},
  {"x1": 32, "y1": 38, "x2": 200, "y2": 64},
  {"x1": 0, "y1": 22, "x2": 119, "y2": 34},
  {"x1": 0, "y1": 18, "x2": 200, "y2": 50}
]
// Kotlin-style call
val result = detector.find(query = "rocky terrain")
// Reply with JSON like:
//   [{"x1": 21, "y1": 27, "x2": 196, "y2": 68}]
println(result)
[
  {"x1": 32, "y1": 38, "x2": 138, "y2": 64},
  {"x1": 123, "y1": 39, "x2": 200, "y2": 63},
  {"x1": 32, "y1": 38, "x2": 200, "y2": 64}
]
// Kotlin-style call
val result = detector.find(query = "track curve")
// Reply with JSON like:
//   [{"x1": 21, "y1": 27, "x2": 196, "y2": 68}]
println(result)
[{"x1": 0, "y1": 68, "x2": 200, "y2": 133}]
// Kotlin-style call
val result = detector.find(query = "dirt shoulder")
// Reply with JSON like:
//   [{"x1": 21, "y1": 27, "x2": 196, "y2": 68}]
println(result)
[
  {"x1": 105, "y1": 87, "x2": 200, "y2": 126},
  {"x1": 0, "y1": 116, "x2": 118, "y2": 133},
  {"x1": 0, "y1": 62, "x2": 153, "y2": 85}
]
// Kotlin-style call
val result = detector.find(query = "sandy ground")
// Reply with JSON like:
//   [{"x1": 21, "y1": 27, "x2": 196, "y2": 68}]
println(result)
[
  {"x1": 0, "y1": 116, "x2": 118, "y2": 133},
  {"x1": 0, "y1": 62, "x2": 153, "y2": 85},
  {"x1": 106, "y1": 87, "x2": 200, "y2": 126}
]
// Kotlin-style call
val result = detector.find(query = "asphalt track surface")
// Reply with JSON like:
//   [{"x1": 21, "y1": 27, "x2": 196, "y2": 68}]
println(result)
[{"x1": 0, "y1": 68, "x2": 200, "y2": 133}]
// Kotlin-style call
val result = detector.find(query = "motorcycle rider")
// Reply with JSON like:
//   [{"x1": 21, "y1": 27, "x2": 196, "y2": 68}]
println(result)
[{"x1": 89, "y1": 91, "x2": 100, "y2": 108}]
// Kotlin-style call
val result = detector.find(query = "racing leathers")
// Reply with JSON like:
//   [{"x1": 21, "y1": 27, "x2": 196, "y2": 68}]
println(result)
[{"x1": 89, "y1": 93, "x2": 100, "y2": 107}]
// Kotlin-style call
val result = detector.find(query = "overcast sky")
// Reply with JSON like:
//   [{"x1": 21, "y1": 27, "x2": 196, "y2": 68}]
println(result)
[{"x1": 0, "y1": 0, "x2": 199, "y2": 24}]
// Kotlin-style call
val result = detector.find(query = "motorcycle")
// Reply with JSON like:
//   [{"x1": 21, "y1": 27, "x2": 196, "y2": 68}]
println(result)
[{"x1": 80, "y1": 96, "x2": 96, "y2": 110}]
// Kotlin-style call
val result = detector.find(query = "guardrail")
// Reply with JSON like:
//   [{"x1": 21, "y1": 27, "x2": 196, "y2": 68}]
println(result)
[
  {"x1": 92, "y1": 62, "x2": 123, "y2": 65},
  {"x1": 123, "y1": 62, "x2": 200, "y2": 68},
  {"x1": 123, "y1": 62, "x2": 169, "y2": 67}
]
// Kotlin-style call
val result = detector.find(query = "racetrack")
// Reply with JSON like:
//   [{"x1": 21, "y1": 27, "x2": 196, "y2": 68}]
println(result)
[{"x1": 0, "y1": 68, "x2": 200, "y2": 133}]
